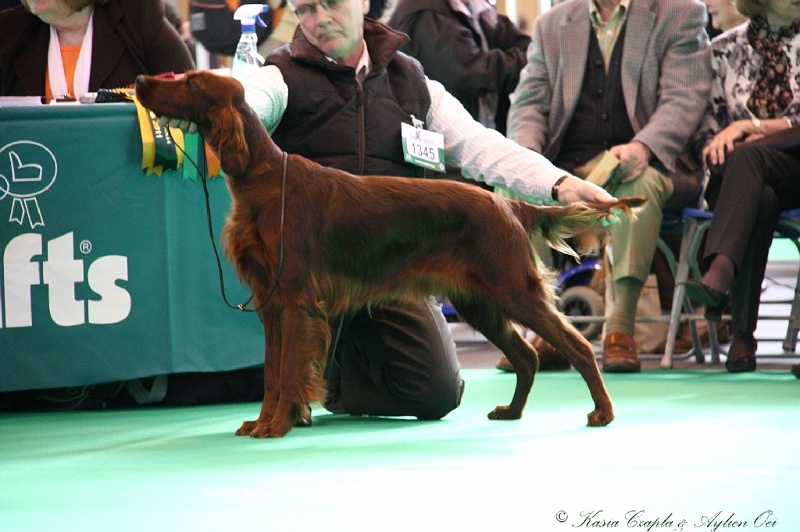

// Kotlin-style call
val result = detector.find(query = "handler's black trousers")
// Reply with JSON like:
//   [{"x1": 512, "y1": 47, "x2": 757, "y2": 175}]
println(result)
[{"x1": 325, "y1": 298, "x2": 464, "y2": 420}]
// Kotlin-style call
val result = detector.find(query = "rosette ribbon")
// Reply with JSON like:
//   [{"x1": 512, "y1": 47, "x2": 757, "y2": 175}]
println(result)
[{"x1": 131, "y1": 94, "x2": 221, "y2": 180}]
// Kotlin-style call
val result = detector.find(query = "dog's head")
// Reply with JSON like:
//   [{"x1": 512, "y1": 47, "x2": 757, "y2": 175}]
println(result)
[{"x1": 135, "y1": 71, "x2": 250, "y2": 176}]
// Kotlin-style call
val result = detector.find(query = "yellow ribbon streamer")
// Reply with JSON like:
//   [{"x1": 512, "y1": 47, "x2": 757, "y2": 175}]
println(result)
[
  {"x1": 131, "y1": 94, "x2": 184, "y2": 176},
  {"x1": 131, "y1": 93, "x2": 222, "y2": 179}
]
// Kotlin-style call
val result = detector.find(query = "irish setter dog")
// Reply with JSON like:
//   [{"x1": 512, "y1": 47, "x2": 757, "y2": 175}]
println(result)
[{"x1": 136, "y1": 71, "x2": 642, "y2": 438}]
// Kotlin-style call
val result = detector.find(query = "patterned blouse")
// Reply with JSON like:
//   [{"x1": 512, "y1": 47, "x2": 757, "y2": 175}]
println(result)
[{"x1": 693, "y1": 15, "x2": 800, "y2": 159}]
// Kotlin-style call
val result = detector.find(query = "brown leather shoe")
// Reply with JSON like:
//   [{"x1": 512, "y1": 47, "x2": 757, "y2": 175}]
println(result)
[
  {"x1": 672, "y1": 321, "x2": 731, "y2": 352},
  {"x1": 495, "y1": 334, "x2": 571, "y2": 372},
  {"x1": 602, "y1": 332, "x2": 641, "y2": 373}
]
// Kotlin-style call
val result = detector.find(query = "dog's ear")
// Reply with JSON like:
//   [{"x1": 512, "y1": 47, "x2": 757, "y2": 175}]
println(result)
[{"x1": 209, "y1": 106, "x2": 250, "y2": 176}]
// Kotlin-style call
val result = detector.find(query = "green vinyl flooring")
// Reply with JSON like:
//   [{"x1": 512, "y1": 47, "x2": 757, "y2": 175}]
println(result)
[{"x1": 2, "y1": 369, "x2": 798, "y2": 531}]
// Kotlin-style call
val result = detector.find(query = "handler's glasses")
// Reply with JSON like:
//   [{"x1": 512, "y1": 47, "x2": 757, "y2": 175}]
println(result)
[{"x1": 293, "y1": 0, "x2": 349, "y2": 19}]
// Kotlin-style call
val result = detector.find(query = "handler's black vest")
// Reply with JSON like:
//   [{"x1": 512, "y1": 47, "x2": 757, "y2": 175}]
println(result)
[
  {"x1": 267, "y1": 20, "x2": 431, "y2": 177},
  {"x1": 555, "y1": 24, "x2": 635, "y2": 172}
]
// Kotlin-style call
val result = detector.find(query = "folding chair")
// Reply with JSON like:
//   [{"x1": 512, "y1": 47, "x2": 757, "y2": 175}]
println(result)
[
  {"x1": 567, "y1": 171, "x2": 707, "y2": 358},
  {"x1": 564, "y1": 209, "x2": 707, "y2": 360},
  {"x1": 662, "y1": 207, "x2": 800, "y2": 368}
]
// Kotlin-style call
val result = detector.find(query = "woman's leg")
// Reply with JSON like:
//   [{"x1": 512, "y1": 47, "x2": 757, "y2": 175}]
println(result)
[{"x1": 702, "y1": 143, "x2": 800, "y2": 367}]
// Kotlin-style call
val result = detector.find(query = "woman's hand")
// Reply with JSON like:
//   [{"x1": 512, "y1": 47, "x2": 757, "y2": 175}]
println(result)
[{"x1": 702, "y1": 119, "x2": 759, "y2": 166}]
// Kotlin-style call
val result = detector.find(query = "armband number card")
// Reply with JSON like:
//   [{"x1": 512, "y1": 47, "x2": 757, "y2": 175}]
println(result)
[{"x1": 401, "y1": 120, "x2": 445, "y2": 173}]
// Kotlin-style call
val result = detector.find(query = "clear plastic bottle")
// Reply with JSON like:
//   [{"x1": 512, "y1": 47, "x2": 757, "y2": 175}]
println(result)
[{"x1": 231, "y1": 5, "x2": 269, "y2": 81}]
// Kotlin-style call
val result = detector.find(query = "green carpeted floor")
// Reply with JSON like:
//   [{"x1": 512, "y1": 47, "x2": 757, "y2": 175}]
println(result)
[
  {"x1": 1, "y1": 369, "x2": 798, "y2": 532},
  {"x1": 769, "y1": 239, "x2": 798, "y2": 262}
]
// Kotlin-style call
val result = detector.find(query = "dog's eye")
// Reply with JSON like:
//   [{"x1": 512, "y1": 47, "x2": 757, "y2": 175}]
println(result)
[{"x1": 185, "y1": 78, "x2": 197, "y2": 89}]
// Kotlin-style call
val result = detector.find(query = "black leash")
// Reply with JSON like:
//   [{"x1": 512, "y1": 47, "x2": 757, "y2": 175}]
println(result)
[{"x1": 180, "y1": 137, "x2": 287, "y2": 313}]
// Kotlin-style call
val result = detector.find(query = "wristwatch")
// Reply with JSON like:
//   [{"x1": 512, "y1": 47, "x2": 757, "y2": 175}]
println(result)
[
  {"x1": 551, "y1": 175, "x2": 568, "y2": 201},
  {"x1": 751, "y1": 117, "x2": 762, "y2": 133}
]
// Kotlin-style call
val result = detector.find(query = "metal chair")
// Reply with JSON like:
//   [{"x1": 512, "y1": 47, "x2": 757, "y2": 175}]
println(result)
[
  {"x1": 662, "y1": 207, "x2": 800, "y2": 368},
  {"x1": 567, "y1": 210, "x2": 707, "y2": 355}
]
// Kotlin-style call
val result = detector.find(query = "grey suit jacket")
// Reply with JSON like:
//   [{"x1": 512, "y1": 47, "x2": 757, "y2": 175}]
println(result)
[{"x1": 507, "y1": 0, "x2": 711, "y2": 173}]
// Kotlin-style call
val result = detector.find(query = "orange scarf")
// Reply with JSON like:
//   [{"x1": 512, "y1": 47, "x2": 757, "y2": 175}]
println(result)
[{"x1": 45, "y1": 43, "x2": 81, "y2": 101}]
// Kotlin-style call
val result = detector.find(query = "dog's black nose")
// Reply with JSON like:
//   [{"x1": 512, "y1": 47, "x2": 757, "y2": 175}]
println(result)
[{"x1": 134, "y1": 75, "x2": 147, "y2": 89}]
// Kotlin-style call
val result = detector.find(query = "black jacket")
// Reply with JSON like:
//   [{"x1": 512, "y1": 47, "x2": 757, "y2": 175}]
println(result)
[
  {"x1": 0, "y1": 0, "x2": 194, "y2": 97},
  {"x1": 388, "y1": 0, "x2": 530, "y2": 134}
]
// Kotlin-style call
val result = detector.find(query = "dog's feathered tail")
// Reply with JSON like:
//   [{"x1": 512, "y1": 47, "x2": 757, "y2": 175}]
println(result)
[{"x1": 510, "y1": 196, "x2": 646, "y2": 259}]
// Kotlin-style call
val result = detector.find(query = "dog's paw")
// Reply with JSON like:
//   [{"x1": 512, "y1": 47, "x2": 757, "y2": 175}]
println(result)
[
  {"x1": 586, "y1": 408, "x2": 614, "y2": 427},
  {"x1": 235, "y1": 419, "x2": 285, "y2": 438},
  {"x1": 487, "y1": 405, "x2": 522, "y2": 420},
  {"x1": 250, "y1": 420, "x2": 286, "y2": 438},
  {"x1": 235, "y1": 420, "x2": 257, "y2": 436},
  {"x1": 265, "y1": 418, "x2": 294, "y2": 438},
  {"x1": 295, "y1": 404, "x2": 312, "y2": 427}
]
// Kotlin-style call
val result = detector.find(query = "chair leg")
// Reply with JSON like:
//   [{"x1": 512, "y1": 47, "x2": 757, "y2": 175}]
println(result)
[
  {"x1": 662, "y1": 219, "x2": 700, "y2": 369},
  {"x1": 783, "y1": 240, "x2": 800, "y2": 352},
  {"x1": 785, "y1": 286, "x2": 800, "y2": 352},
  {"x1": 707, "y1": 318, "x2": 722, "y2": 364},
  {"x1": 602, "y1": 250, "x2": 613, "y2": 340},
  {"x1": 663, "y1": 282, "x2": 685, "y2": 368}
]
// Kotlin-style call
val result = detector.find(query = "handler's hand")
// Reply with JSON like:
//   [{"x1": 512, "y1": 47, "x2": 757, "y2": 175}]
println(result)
[
  {"x1": 158, "y1": 115, "x2": 198, "y2": 134},
  {"x1": 556, "y1": 175, "x2": 615, "y2": 204}
]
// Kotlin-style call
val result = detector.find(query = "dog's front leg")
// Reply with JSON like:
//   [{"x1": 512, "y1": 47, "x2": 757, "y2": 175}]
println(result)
[
  {"x1": 236, "y1": 301, "x2": 327, "y2": 438},
  {"x1": 236, "y1": 306, "x2": 282, "y2": 437},
  {"x1": 265, "y1": 304, "x2": 327, "y2": 438}
]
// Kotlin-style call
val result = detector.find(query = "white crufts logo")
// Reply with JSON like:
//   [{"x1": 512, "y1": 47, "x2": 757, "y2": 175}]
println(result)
[
  {"x1": 1, "y1": 140, "x2": 132, "y2": 328},
  {"x1": 0, "y1": 140, "x2": 58, "y2": 228},
  {"x1": 1, "y1": 232, "x2": 131, "y2": 328}
]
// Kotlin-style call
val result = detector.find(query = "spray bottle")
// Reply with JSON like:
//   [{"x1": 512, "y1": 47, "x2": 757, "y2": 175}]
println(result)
[{"x1": 231, "y1": 4, "x2": 270, "y2": 81}]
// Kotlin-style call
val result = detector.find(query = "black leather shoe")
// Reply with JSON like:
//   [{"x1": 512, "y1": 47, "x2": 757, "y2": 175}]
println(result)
[
  {"x1": 684, "y1": 279, "x2": 729, "y2": 306},
  {"x1": 726, "y1": 356, "x2": 756, "y2": 373},
  {"x1": 725, "y1": 334, "x2": 757, "y2": 373},
  {"x1": 684, "y1": 280, "x2": 730, "y2": 320}
]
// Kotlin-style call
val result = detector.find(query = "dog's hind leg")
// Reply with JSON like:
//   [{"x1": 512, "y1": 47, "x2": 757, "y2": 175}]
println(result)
[
  {"x1": 502, "y1": 295, "x2": 614, "y2": 427},
  {"x1": 449, "y1": 297, "x2": 538, "y2": 420}
]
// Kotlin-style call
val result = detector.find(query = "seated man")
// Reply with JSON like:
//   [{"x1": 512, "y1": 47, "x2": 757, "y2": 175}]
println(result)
[{"x1": 499, "y1": 0, "x2": 711, "y2": 373}]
